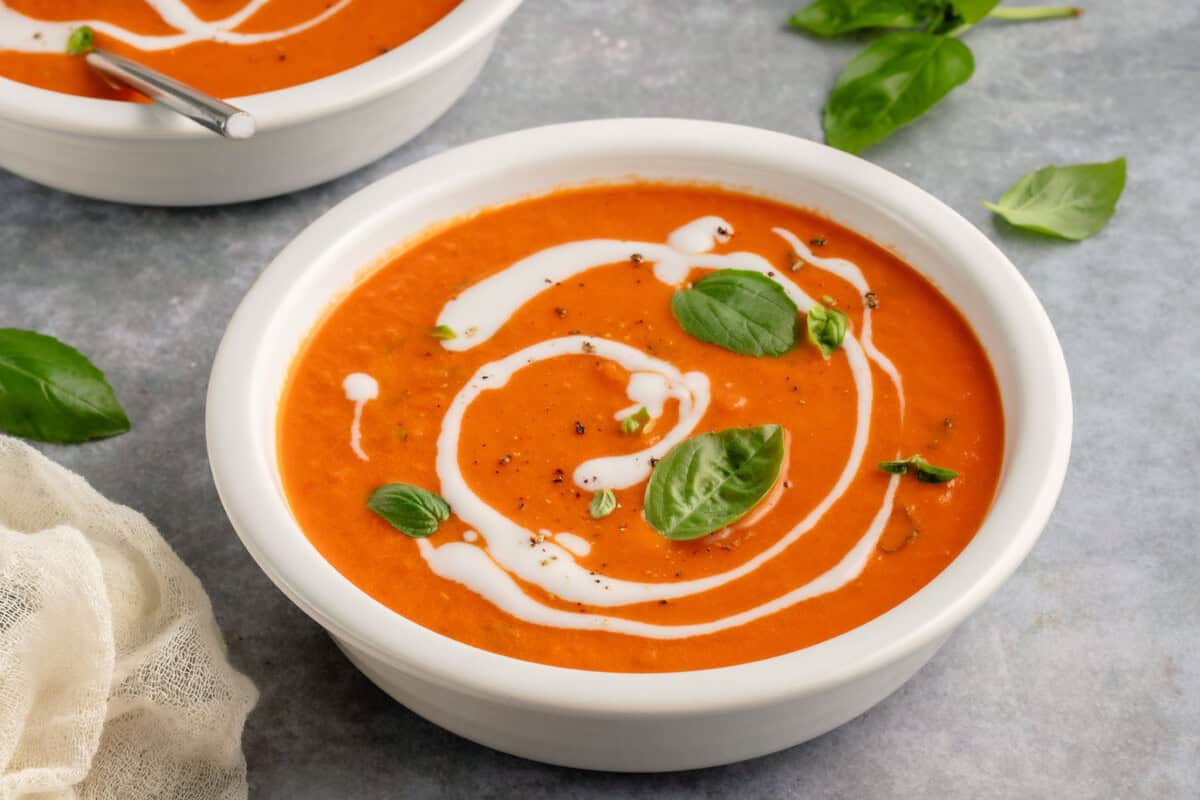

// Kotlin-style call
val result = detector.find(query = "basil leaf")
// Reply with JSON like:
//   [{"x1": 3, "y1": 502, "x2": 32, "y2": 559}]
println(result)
[
  {"x1": 0, "y1": 329, "x2": 130, "y2": 443},
  {"x1": 806, "y1": 302, "x2": 848, "y2": 358},
  {"x1": 878, "y1": 454, "x2": 958, "y2": 483},
  {"x1": 429, "y1": 324, "x2": 457, "y2": 340},
  {"x1": 789, "y1": 0, "x2": 931, "y2": 36},
  {"x1": 66, "y1": 26, "x2": 94, "y2": 56},
  {"x1": 620, "y1": 407, "x2": 651, "y2": 435},
  {"x1": 644, "y1": 425, "x2": 786, "y2": 540},
  {"x1": 589, "y1": 489, "x2": 617, "y2": 519},
  {"x1": 671, "y1": 270, "x2": 798, "y2": 357},
  {"x1": 984, "y1": 157, "x2": 1126, "y2": 240},
  {"x1": 367, "y1": 483, "x2": 451, "y2": 538},
  {"x1": 789, "y1": 0, "x2": 1009, "y2": 36},
  {"x1": 823, "y1": 31, "x2": 974, "y2": 154}
]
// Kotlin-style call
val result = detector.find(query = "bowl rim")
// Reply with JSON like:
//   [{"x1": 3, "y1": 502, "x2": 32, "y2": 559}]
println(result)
[
  {"x1": 206, "y1": 118, "x2": 1072, "y2": 716},
  {"x1": 0, "y1": 0, "x2": 523, "y2": 138}
]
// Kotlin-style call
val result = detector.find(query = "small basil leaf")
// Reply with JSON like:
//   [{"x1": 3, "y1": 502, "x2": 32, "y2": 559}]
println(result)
[
  {"x1": 823, "y1": 31, "x2": 974, "y2": 154},
  {"x1": 671, "y1": 270, "x2": 799, "y2": 357},
  {"x1": 66, "y1": 26, "x2": 95, "y2": 56},
  {"x1": 644, "y1": 425, "x2": 786, "y2": 541},
  {"x1": 0, "y1": 329, "x2": 130, "y2": 443},
  {"x1": 367, "y1": 483, "x2": 451, "y2": 538},
  {"x1": 806, "y1": 302, "x2": 848, "y2": 358},
  {"x1": 877, "y1": 454, "x2": 958, "y2": 483},
  {"x1": 589, "y1": 489, "x2": 618, "y2": 519},
  {"x1": 620, "y1": 407, "x2": 651, "y2": 435},
  {"x1": 429, "y1": 324, "x2": 457, "y2": 340},
  {"x1": 789, "y1": 0, "x2": 931, "y2": 36},
  {"x1": 984, "y1": 158, "x2": 1126, "y2": 240}
]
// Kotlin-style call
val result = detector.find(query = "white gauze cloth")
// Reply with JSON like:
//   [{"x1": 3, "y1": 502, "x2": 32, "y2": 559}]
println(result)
[{"x1": 0, "y1": 436, "x2": 257, "y2": 799}]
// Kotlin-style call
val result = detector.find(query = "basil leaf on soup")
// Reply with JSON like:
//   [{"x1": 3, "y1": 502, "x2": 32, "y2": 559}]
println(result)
[
  {"x1": 644, "y1": 425, "x2": 786, "y2": 540},
  {"x1": 984, "y1": 158, "x2": 1126, "y2": 240},
  {"x1": 0, "y1": 329, "x2": 130, "y2": 443},
  {"x1": 367, "y1": 483, "x2": 451, "y2": 538},
  {"x1": 806, "y1": 302, "x2": 848, "y2": 358},
  {"x1": 789, "y1": 0, "x2": 930, "y2": 36},
  {"x1": 589, "y1": 489, "x2": 617, "y2": 519},
  {"x1": 672, "y1": 270, "x2": 799, "y2": 357},
  {"x1": 620, "y1": 407, "x2": 651, "y2": 435},
  {"x1": 878, "y1": 454, "x2": 958, "y2": 483},
  {"x1": 823, "y1": 31, "x2": 974, "y2": 154},
  {"x1": 66, "y1": 26, "x2": 95, "y2": 56}
]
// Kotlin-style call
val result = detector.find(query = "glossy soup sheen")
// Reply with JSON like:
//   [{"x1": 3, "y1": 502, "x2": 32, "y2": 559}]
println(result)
[
  {"x1": 0, "y1": 0, "x2": 460, "y2": 100},
  {"x1": 278, "y1": 184, "x2": 1004, "y2": 673}
]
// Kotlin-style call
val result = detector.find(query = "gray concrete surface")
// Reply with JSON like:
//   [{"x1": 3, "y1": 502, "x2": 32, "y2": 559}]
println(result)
[{"x1": 2, "y1": 0, "x2": 1197, "y2": 796}]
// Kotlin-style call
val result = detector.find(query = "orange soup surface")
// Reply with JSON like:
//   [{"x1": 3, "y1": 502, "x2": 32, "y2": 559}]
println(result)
[
  {"x1": 278, "y1": 184, "x2": 1004, "y2": 673},
  {"x1": 0, "y1": 0, "x2": 460, "y2": 99}
]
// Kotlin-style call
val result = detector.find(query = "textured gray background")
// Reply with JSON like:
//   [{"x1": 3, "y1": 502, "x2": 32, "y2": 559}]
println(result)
[{"x1": 3, "y1": 0, "x2": 1198, "y2": 797}]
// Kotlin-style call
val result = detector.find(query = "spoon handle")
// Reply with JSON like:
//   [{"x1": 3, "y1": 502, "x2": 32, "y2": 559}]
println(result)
[{"x1": 85, "y1": 49, "x2": 256, "y2": 140}]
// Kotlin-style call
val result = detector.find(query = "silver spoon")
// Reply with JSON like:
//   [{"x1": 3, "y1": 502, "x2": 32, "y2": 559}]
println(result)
[{"x1": 84, "y1": 48, "x2": 256, "y2": 140}]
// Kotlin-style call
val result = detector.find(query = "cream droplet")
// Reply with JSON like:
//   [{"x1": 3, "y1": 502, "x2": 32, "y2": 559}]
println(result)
[{"x1": 343, "y1": 373, "x2": 378, "y2": 461}]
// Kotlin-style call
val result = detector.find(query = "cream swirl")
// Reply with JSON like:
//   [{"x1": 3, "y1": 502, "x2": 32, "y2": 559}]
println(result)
[{"x1": 400, "y1": 217, "x2": 902, "y2": 638}]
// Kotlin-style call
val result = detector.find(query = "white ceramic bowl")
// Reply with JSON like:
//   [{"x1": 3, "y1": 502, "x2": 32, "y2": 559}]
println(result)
[
  {"x1": 207, "y1": 119, "x2": 1072, "y2": 771},
  {"x1": 0, "y1": 0, "x2": 522, "y2": 206}
]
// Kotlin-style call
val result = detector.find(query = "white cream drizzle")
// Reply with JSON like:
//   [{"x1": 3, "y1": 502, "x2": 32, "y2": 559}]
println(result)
[
  {"x1": 0, "y1": 0, "x2": 352, "y2": 54},
  {"x1": 615, "y1": 372, "x2": 671, "y2": 420},
  {"x1": 774, "y1": 227, "x2": 905, "y2": 414},
  {"x1": 438, "y1": 220, "x2": 749, "y2": 352},
  {"x1": 342, "y1": 372, "x2": 378, "y2": 462},
  {"x1": 418, "y1": 478, "x2": 899, "y2": 639},
  {"x1": 377, "y1": 216, "x2": 907, "y2": 638},
  {"x1": 554, "y1": 533, "x2": 591, "y2": 558}
]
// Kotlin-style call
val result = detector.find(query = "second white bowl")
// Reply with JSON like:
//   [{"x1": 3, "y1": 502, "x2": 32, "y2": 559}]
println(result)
[{"x1": 0, "y1": 0, "x2": 522, "y2": 206}]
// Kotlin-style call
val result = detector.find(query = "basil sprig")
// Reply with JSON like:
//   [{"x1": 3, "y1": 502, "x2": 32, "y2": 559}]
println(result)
[
  {"x1": 878, "y1": 454, "x2": 958, "y2": 483},
  {"x1": 789, "y1": 2, "x2": 1082, "y2": 153},
  {"x1": 589, "y1": 489, "x2": 617, "y2": 519},
  {"x1": 672, "y1": 270, "x2": 799, "y2": 357},
  {"x1": 806, "y1": 302, "x2": 849, "y2": 358},
  {"x1": 0, "y1": 329, "x2": 130, "y2": 443},
  {"x1": 984, "y1": 158, "x2": 1126, "y2": 240},
  {"x1": 367, "y1": 483, "x2": 451, "y2": 537},
  {"x1": 644, "y1": 424, "x2": 786, "y2": 540}
]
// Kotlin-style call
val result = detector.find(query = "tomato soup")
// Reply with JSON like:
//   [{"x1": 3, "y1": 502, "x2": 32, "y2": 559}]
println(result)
[
  {"x1": 0, "y1": 0, "x2": 460, "y2": 100},
  {"x1": 278, "y1": 184, "x2": 1004, "y2": 673}
]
